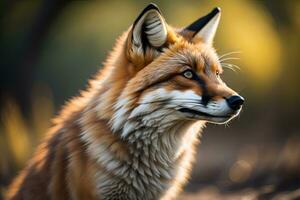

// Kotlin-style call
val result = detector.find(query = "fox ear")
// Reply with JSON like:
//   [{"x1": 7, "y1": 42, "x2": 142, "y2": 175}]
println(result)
[
  {"x1": 130, "y1": 3, "x2": 168, "y2": 52},
  {"x1": 185, "y1": 7, "x2": 221, "y2": 45}
]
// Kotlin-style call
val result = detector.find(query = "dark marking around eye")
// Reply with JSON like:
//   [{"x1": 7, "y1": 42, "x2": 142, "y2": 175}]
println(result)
[
  {"x1": 183, "y1": 69, "x2": 211, "y2": 106},
  {"x1": 203, "y1": 58, "x2": 211, "y2": 74}
]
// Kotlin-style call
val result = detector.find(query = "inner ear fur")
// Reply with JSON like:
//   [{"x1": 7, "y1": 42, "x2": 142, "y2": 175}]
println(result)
[{"x1": 126, "y1": 4, "x2": 178, "y2": 68}]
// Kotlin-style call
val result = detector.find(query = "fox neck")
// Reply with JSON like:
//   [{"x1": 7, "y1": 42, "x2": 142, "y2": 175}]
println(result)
[
  {"x1": 81, "y1": 91, "x2": 204, "y2": 198},
  {"x1": 109, "y1": 112, "x2": 203, "y2": 198},
  {"x1": 105, "y1": 95, "x2": 204, "y2": 196},
  {"x1": 80, "y1": 94, "x2": 204, "y2": 199},
  {"x1": 119, "y1": 115, "x2": 194, "y2": 165},
  {"x1": 110, "y1": 92, "x2": 192, "y2": 161}
]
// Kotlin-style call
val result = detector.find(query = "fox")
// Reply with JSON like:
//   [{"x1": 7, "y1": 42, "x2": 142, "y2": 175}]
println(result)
[{"x1": 6, "y1": 3, "x2": 244, "y2": 200}]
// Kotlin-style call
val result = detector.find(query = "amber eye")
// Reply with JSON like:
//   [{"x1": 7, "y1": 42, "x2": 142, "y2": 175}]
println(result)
[{"x1": 183, "y1": 70, "x2": 193, "y2": 79}]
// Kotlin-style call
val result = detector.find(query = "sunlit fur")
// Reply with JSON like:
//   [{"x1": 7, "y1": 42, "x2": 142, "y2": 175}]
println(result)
[{"x1": 6, "y1": 7, "x2": 242, "y2": 200}]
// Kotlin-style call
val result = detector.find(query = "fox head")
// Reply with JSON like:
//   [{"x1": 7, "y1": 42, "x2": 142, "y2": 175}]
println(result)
[{"x1": 95, "y1": 4, "x2": 244, "y2": 137}]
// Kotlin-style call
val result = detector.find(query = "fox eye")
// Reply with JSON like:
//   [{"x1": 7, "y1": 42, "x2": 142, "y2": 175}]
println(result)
[
  {"x1": 216, "y1": 70, "x2": 220, "y2": 77},
  {"x1": 183, "y1": 70, "x2": 194, "y2": 79}
]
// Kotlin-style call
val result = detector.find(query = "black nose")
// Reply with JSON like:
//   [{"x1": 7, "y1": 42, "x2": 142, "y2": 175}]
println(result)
[{"x1": 226, "y1": 95, "x2": 244, "y2": 110}]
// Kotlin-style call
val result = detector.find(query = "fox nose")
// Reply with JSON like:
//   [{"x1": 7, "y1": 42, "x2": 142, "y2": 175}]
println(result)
[{"x1": 226, "y1": 95, "x2": 244, "y2": 110}]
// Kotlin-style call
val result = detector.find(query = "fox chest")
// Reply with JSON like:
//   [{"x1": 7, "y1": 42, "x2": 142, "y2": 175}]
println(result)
[
  {"x1": 83, "y1": 116, "x2": 199, "y2": 199},
  {"x1": 94, "y1": 143, "x2": 180, "y2": 200}
]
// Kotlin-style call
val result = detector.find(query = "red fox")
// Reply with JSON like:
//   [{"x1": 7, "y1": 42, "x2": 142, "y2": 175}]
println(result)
[{"x1": 6, "y1": 3, "x2": 244, "y2": 200}]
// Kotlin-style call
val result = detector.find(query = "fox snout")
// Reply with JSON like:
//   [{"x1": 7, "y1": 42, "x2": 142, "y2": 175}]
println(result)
[{"x1": 204, "y1": 82, "x2": 244, "y2": 112}]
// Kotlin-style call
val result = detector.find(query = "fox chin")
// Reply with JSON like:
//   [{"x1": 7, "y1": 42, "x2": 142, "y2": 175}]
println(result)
[{"x1": 6, "y1": 3, "x2": 244, "y2": 200}]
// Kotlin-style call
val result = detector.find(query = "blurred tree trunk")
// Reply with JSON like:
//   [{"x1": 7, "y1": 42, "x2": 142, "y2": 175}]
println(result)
[{"x1": 0, "y1": 0, "x2": 70, "y2": 116}]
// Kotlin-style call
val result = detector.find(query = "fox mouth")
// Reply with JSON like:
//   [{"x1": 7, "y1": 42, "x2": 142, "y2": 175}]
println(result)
[{"x1": 178, "y1": 108, "x2": 234, "y2": 119}]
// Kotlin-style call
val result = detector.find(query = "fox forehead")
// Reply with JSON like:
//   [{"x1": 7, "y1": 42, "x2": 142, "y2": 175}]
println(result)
[
  {"x1": 137, "y1": 40, "x2": 222, "y2": 80},
  {"x1": 166, "y1": 39, "x2": 222, "y2": 73}
]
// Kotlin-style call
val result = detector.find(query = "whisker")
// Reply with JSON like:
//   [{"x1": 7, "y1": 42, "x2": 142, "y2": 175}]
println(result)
[
  {"x1": 221, "y1": 62, "x2": 241, "y2": 70},
  {"x1": 218, "y1": 51, "x2": 242, "y2": 60},
  {"x1": 219, "y1": 57, "x2": 240, "y2": 62},
  {"x1": 222, "y1": 62, "x2": 241, "y2": 70},
  {"x1": 225, "y1": 122, "x2": 230, "y2": 128},
  {"x1": 221, "y1": 64, "x2": 237, "y2": 73}
]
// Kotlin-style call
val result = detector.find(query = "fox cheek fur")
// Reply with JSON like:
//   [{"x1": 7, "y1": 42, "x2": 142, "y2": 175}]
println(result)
[{"x1": 6, "y1": 3, "x2": 244, "y2": 200}]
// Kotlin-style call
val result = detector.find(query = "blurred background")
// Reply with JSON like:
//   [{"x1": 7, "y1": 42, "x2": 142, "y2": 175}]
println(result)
[{"x1": 0, "y1": 0, "x2": 299, "y2": 199}]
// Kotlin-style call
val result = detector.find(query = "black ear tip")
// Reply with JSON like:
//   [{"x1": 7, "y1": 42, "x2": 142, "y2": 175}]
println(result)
[
  {"x1": 134, "y1": 3, "x2": 161, "y2": 26},
  {"x1": 143, "y1": 3, "x2": 161, "y2": 13},
  {"x1": 185, "y1": 7, "x2": 221, "y2": 33},
  {"x1": 212, "y1": 7, "x2": 221, "y2": 14}
]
